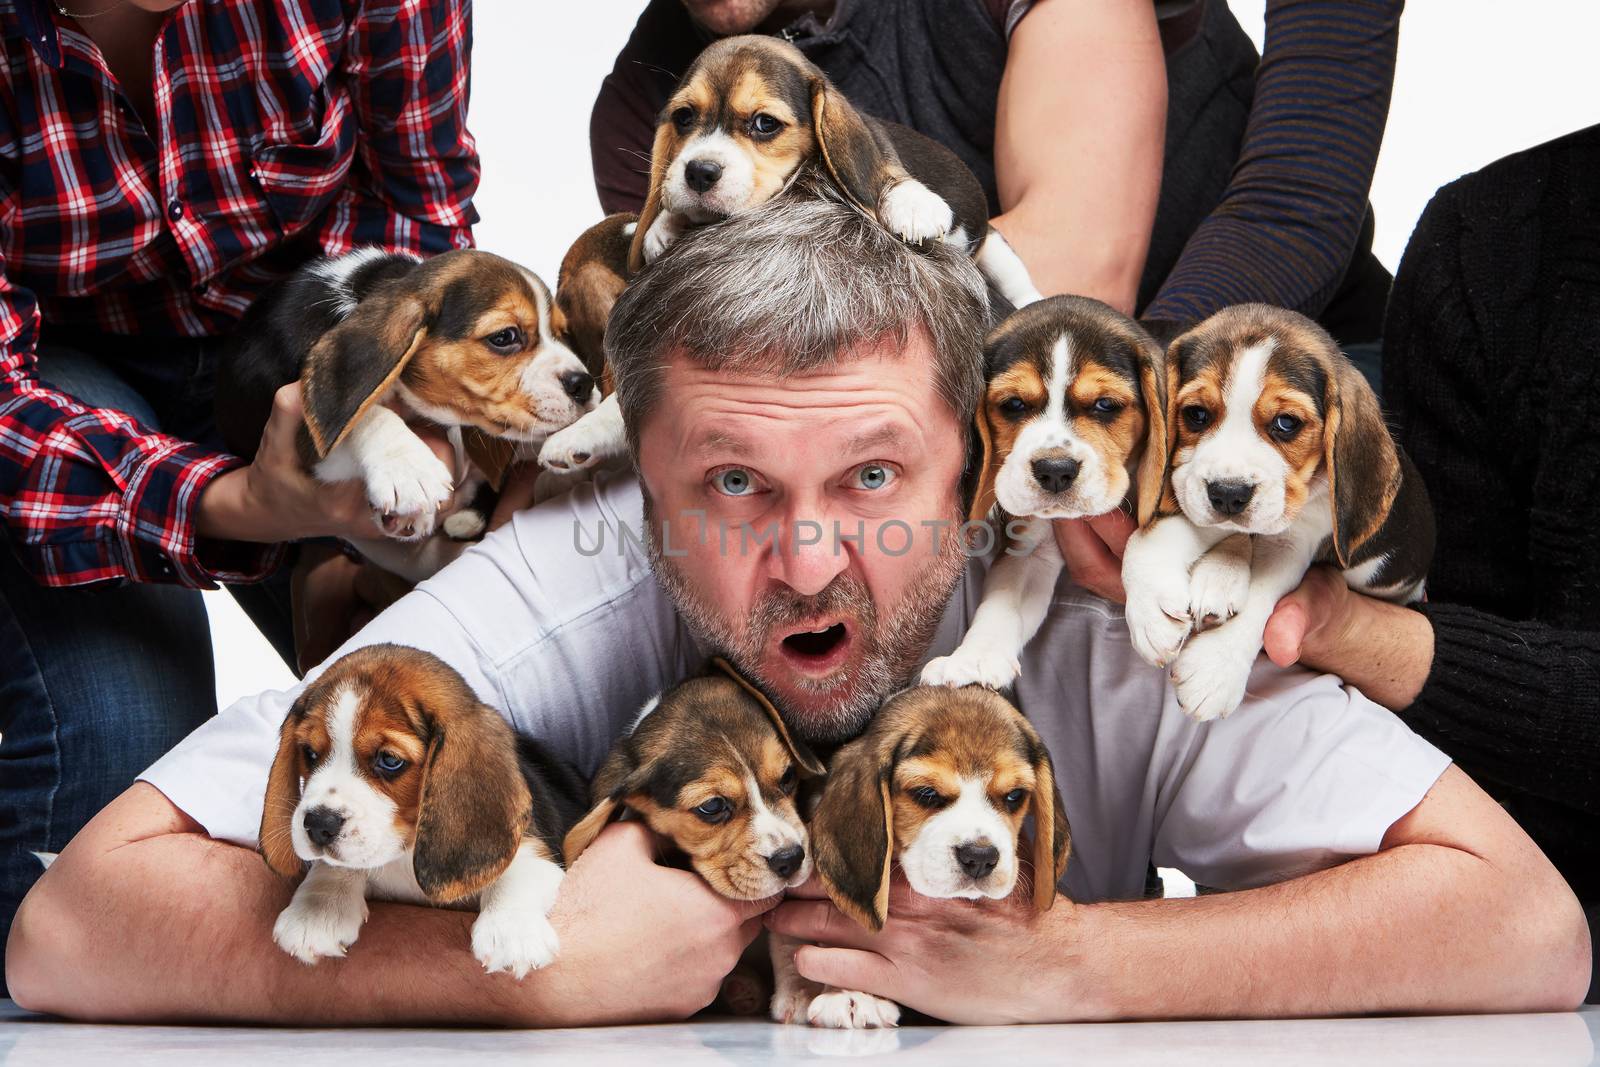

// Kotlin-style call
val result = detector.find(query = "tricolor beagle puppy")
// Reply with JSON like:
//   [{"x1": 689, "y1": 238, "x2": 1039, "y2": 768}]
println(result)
[
  {"x1": 537, "y1": 213, "x2": 637, "y2": 477},
  {"x1": 921, "y1": 297, "x2": 1167, "y2": 690},
  {"x1": 217, "y1": 247, "x2": 597, "y2": 579},
  {"x1": 260, "y1": 644, "x2": 587, "y2": 979},
  {"x1": 630, "y1": 34, "x2": 1039, "y2": 300},
  {"x1": 795, "y1": 685, "x2": 1071, "y2": 1029},
  {"x1": 1122, "y1": 304, "x2": 1435, "y2": 721}
]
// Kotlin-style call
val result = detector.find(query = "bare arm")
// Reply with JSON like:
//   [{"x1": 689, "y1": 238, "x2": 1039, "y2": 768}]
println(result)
[
  {"x1": 769, "y1": 765, "x2": 1592, "y2": 1021},
  {"x1": 6, "y1": 784, "x2": 772, "y2": 1025},
  {"x1": 990, "y1": 0, "x2": 1165, "y2": 314}
]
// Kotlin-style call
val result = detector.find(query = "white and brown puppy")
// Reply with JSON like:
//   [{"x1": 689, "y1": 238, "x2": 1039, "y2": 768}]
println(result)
[
  {"x1": 260, "y1": 644, "x2": 587, "y2": 979},
  {"x1": 795, "y1": 686, "x2": 1071, "y2": 1029},
  {"x1": 1122, "y1": 304, "x2": 1435, "y2": 721},
  {"x1": 217, "y1": 247, "x2": 597, "y2": 577},
  {"x1": 922, "y1": 297, "x2": 1167, "y2": 690},
  {"x1": 630, "y1": 35, "x2": 1037, "y2": 295}
]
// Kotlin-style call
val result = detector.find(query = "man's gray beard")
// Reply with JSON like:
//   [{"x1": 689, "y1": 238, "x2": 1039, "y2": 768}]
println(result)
[{"x1": 644, "y1": 495, "x2": 967, "y2": 744}]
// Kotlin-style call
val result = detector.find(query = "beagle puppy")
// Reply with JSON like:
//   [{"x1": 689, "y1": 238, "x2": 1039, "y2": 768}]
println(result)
[
  {"x1": 796, "y1": 685, "x2": 1071, "y2": 1029},
  {"x1": 260, "y1": 644, "x2": 587, "y2": 979},
  {"x1": 921, "y1": 296, "x2": 1167, "y2": 690},
  {"x1": 217, "y1": 247, "x2": 597, "y2": 578},
  {"x1": 1122, "y1": 304, "x2": 1435, "y2": 721},
  {"x1": 630, "y1": 34, "x2": 1039, "y2": 302},
  {"x1": 537, "y1": 213, "x2": 637, "y2": 477}
]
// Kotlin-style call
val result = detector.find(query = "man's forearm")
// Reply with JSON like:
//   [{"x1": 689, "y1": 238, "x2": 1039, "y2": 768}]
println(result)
[
  {"x1": 1302, "y1": 594, "x2": 1434, "y2": 711},
  {"x1": 6, "y1": 785, "x2": 545, "y2": 1025},
  {"x1": 1059, "y1": 768, "x2": 1590, "y2": 1020}
]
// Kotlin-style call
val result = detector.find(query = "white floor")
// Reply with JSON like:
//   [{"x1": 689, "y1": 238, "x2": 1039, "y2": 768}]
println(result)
[{"x1": 2, "y1": 1001, "x2": 1595, "y2": 1066}]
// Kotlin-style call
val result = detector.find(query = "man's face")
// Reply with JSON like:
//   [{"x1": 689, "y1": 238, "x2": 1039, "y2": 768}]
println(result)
[
  {"x1": 638, "y1": 332, "x2": 968, "y2": 744},
  {"x1": 679, "y1": 0, "x2": 815, "y2": 36}
]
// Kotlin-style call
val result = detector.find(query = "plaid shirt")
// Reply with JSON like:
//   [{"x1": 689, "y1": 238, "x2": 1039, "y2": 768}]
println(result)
[{"x1": 0, "y1": 0, "x2": 478, "y2": 588}]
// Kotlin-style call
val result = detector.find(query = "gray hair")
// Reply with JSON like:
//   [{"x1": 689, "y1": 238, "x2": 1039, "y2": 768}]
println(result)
[{"x1": 605, "y1": 185, "x2": 991, "y2": 452}]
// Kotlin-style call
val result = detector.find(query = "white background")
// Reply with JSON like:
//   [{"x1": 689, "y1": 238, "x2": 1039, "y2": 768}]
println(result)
[{"x1": 203, "y1": 0, "x2": 1600, "y2": 707}]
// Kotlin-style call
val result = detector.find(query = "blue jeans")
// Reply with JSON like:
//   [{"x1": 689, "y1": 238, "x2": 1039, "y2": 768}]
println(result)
[{"x1": 0, "y1": 335, "x2": 294, "y2": 996}]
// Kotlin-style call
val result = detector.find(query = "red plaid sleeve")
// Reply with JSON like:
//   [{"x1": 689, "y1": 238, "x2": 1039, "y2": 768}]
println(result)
[
  {"x1": 0, "y1": 182, "x2": 282, "y2": 589},
  {"x1": 312, "y1": 0, "x2": 480, "y2": 255}
]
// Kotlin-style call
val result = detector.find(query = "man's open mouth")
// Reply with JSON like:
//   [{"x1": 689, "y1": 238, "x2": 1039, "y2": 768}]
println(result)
[{"x1": 777, "y1": 621, "x2": 852, "y2": 674}]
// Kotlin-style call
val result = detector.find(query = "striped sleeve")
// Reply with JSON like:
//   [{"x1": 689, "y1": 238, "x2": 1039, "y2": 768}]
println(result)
[{"x1": 1143, "y1": 0, "x2": 1402, "y2": 323}]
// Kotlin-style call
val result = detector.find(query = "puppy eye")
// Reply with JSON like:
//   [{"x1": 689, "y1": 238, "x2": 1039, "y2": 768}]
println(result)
[
  {"x1": 484, "y1": 326, "x2": 523, "y2": 354},
  {"x1": 850, "y1": 463, "x2": 895, "y2": 491},
  {"x1": 1181, "y1": 405, "x2": 1212, "y2": 432},
  {"x1": 693, "y1": 797, "x2": 732, "y2": 824},
  {"x1": 671, "y1": 106, "x2": 695, "y2": 131},
  {"x1": 1090, "y1": 397, "x2": 1123, "y2": 416},
  {"x1": 1268, "y1": 413, "x2": 1303, "y2": 440},
  {"x1": 301, "y1": 744, "x2": 318, "y2": 765},
  {"x1": 780, "y1": 766, "x2": 798, "y2": 794},
  {"x1": 1003, "y1": 788, "x2": 1028, "y2": 811},
  {"x1": 910, "y1": 785, "x2": 946, "y2": 809},
  {"x1": 373, "y1": 751, "x2": 407, "y2": 776},
  {"x1": 998, "y1": 397, "x2": 1030, "y2": 419},
  {"x1": 711, "y1": 467, "x2": 761, "y2": 497},
  {"x1": 749, "y1": 112, "x2": 783, "y2": 137}
]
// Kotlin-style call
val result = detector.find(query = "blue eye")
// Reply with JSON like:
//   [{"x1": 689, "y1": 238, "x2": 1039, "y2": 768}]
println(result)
[
  {"x1": 694, "y1": 797, "x2": 732, "y2": 823},
  {"x1": 853, "y1": 464, "x2": 894, "y2": 491},
  {"x1": 713, "y1": 468, "x2": 757, "y2": 496},
  {"x1": 1268, "y1": 413, "x2": 1303, "y2": 440},
  {"x1": 1091, "y1": 397, "x2": 1123, "y2": 415},
  {"x1": 302, "y1": 744, "x2": 319, "y2": 765},
  {"x1": 749, "y1": 112, "x2": 783, "y2": 137},
  {"x1": 1003, "y1": 788, "x2": 1028, "y2": 811},
  {"x1": 999, "y1": 397, "x2": 1029, "y2": 418},
  {"x1": 373, "y1": 752, "x2": 407, "y2": 776},
  {"x1": 910, "y1": 786, "x2": 944, "y2": 809}
]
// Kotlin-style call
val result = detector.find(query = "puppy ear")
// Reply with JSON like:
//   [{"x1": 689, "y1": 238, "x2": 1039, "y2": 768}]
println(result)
[
  {"x1": 1028, "y1": 747, "x2": 1071, "y2": 911},
  {"x1": 560, "y1": 745, "x2": 636, "y2": 864},
  {"x1": 412, "y1": 701, "x2": 532, "y2": 904},
  {"x1": 811, "y1": 78, "x2": 890, "y2": 216},
  {"x1": 812, "y1": 739, "x2": 894, "y2": 932},
  {"x1": 301, "y1": 290, "x2": 429, "y2": 458},
  {"x1": 1133, "y1": 332, "x2": 1170, "y2": 527},
  {"x1": 969, "y1": 402, "x2": 999, "y2": 524},
  {"x1": 1323, "y1": 360, "x2": 1402, "y2": 567},
  {"x1": 259, "y1": 704, "x2": 309, "y2": 878},
  {"x1": 709, "y1": 657, "x2": 826, "y2": 777},
  {"x1": 628, "y1": 123, "x2": 674, "y2": 273}
]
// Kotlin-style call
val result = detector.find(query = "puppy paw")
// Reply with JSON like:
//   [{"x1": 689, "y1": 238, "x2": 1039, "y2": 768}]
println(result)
[
  {"x1": 471, "y1": 910, "x2": 560, "y2": 979},
  {"x1": 272, "y1": 893, "x2": 369, "y2": 965},
  {"x1": 771, "y1": 984, "x2": 817, "y2": 1026},
  {"x1": 642, "y1": 212, "x2": 682, "y2": 263},
  {"x1": 1169, "y1": 622, "x2": 1258, "y2": 722},
  {"x1": 1123, "y1": 572, "x2": 1194, "y2": 668},
  {"x1": 920, "y1": 644, "x2": 1020, "y2": 690},
  {"x1": 807, "y1": 988, "x2": 901, "y2": 1030},
  {"x1": 878, "y1": 180, "x2": 953, "y2": 245},
  {"x1": 538, "y1": 411, "x2": 623, "y2": 472},
  {"x1": 441, "y1": 508, "x2": 488, "y2": 542},
  {"x1": 364, "y1": 440, "x2": 455, "y2": 542},
  {"x1": 1188, "y1": 550, "x2": 1251, "y2": 627}
]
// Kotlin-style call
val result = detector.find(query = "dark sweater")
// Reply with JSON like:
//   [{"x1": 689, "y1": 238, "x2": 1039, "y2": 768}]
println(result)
[{"x1": 1383, "y1": 125, "x2": 1600, "y2": 932}]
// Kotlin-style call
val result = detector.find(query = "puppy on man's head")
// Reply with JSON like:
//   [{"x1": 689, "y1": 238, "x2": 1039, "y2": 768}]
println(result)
[
  {"x1": 922, "y1": 296, "x2": 1168, "y2": 691},
  {"x1": 1123, "y1": 303, "x2": 1435, "y2": 721}
]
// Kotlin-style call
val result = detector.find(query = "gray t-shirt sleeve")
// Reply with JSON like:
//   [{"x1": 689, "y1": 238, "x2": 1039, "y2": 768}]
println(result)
[
  {"x1": 1147, "y1": 664, "x2": 1453, "y2": 892},
  {"x1": 138, "y1": 471, "x2": 687, "y2": 848}
]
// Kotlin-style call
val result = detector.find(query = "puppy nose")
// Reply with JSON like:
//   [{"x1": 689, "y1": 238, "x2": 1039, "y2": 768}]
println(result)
[
  {"x1": 303, "y1": 807, "x2": 345, "y2": 848},
  {"x1": 766, "y1": 845, "x2": 805, "y2": 880},
  {"x1": 954, "y1": 842, "x2": 999, "y2": 880},
  {"x1": 684, "y1": 159, "x2": 722, "y2": 193},
  {"x1": 1031, "y1": 456, "x2": 1081, "y2": 494},
  {"x1": 1206, "y1": 479, "x2": 1255, "y2": 516},
  {"x1": 560, "y1": 370, "x2": 594, "y2": 403}
]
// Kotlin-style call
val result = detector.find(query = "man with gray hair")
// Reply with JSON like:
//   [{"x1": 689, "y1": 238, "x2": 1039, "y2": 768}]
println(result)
[{"x1": 7, "y1": 196, "x2": 1589, "y2": 1023}]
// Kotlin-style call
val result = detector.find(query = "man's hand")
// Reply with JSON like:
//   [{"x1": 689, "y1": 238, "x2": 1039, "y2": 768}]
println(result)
[
  {"x1": 764, "y1": 871, "x2": 1087, "y2": 1025},
  {"x1": 197, "y1": 382, "x2": 456, "y2": 546},
  {"x1": 288, "y1": 545, "x2": 414, "y2": 674},
  {"x1": 1052, "y1": 510, "x2": 1135, "y2": 602},
  {"x1": 538, "y1": 822, "x2": 781, "y2": 1025}
]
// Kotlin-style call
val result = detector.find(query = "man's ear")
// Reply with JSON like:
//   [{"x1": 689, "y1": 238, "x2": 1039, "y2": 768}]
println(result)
[
  {"x1": 710, "y1": 657, "x2": 826, "y2": 777},
  {"x1": 1323, "y1": 360, "x2": 1402, "y2": 567},
  {"x1": 810, "y1": 77, "x2": 891, "y2": 217},
  {"x1": 628, "y1": 123, "x2": 674, "y2": 273},
  {"x1": 1133, "y1": 332, "x2": 1170, "y2": 527},
  {"x1": 1028, "y1": 746, "x2": 1071, "y2": 911},
  {"x1": 812, "y1": 738, "x2": 894, "y2": 932},
  {"x1": 412, "y1": 702, "x2": 532, "y2": 904},
  {"x1": 969, "y1": 401, "x2": 999, "y2": 524},
  {"x1": 301, "y1": 290, "x2": 430, "y2": 458},
  {"x1": 259, "y1": 705, "x2": 309, "y2": 878}
]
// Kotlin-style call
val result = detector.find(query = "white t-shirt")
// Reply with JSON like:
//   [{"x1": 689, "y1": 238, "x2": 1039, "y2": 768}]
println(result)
[{"x1": 141, "y1": 471, "x2": 1449, "y2": 904}]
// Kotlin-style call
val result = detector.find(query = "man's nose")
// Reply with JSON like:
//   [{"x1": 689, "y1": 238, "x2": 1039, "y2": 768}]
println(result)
[{"x1": 767, "y1": 515, "x2": 849, "y2": 597}]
